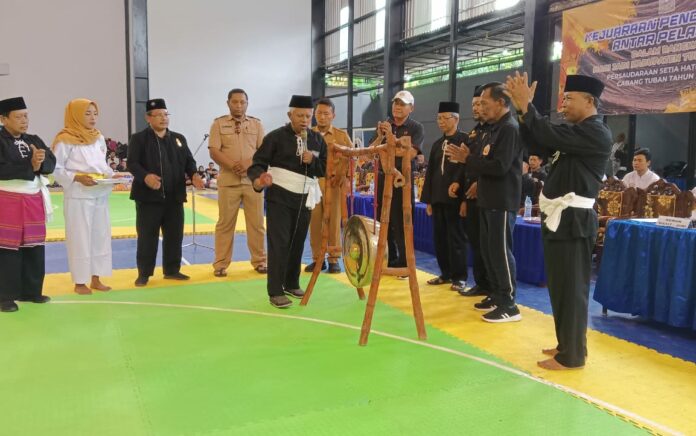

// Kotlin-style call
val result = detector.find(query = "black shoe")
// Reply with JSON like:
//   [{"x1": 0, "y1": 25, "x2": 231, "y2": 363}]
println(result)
[
  {"x1": 327, "y1": 263, "x2": 341, "y2": 274},
  {"x1": 17, "y1": 295, "x2": 51, "y2": 304},
  {"x1": 426, "y1": 276, "x2": 451, "y2": 285},
  {"x1": 135, "y1": 276, "x2": 149, "y2": 287},
  {"x1": 164, "y1": 272, "x2": 190, "y2": 281},
  {"x1": 482, "y1": 305, "x2": 522, "y2": 323},
  {"x1": 304, "y1": 261, "x2": 327, "y2": 272},
  {"x1": 1, "y1": 301, "x2": 18, "y2": 312},
  {"x1": 450, "y1": 280, "x2": 469, "y2": 291},
  {"x1": 474, "y1": 296, "x2": 497, "y2": 312},
  {"x1": 269, "y1": 295, "x2": 293, "y2": 308},
  {"x1": 459, "y1": 285, "x2": 488, "y2": 297},
  {"x1": 284, "y1": 288, "x2": 305, "y2": 299}
]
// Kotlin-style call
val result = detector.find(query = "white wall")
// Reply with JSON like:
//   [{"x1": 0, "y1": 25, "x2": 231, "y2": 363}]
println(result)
[
  {"x1": 0, "y1": 0, "x2": 129, "y2": 143},
  {"x1": 148, "y1": 0, "x2": 312, "y2": 164}
]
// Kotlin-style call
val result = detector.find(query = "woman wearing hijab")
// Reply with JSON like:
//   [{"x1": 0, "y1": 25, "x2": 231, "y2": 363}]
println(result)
[{"x1": 53, "y1": 98, "x2": 118, "y2": 295}]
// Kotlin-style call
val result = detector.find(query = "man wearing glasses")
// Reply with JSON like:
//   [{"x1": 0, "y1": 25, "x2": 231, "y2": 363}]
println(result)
[
  {"x1": 208, "y1": 89, "x2": 267, "y2": 277},
  {"x1": 420, "y1": 102, "x2": 469, "y2": 292},
  {"x1": 127, "y1": 99, "x2": 205, "y2": 287}
]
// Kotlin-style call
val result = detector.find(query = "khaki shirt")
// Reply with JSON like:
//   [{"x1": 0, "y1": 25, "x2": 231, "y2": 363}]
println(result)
[
  {"x1": 312, "y1": 125, "x2": 352, "y2": 179},
  {"x1": 209, "y1": 114, "x2": 264, "y2": 186}
]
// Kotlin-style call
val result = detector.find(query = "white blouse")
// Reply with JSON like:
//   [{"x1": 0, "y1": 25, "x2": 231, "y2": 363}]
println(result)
[{"x1": 54, "y1": 135, "x2": 115, "y2": 199}]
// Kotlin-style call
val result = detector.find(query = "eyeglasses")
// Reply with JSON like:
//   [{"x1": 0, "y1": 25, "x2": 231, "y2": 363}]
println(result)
[
  {"x1": 150, "y1": 112, "x2": 171, "y2": 119},
  {"x1": 436, "y1": 115, "x2": 456, "y2": 121}
]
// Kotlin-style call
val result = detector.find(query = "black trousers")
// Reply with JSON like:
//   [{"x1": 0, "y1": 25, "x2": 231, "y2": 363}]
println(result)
[
  {"x1": 543, "y1": 235, "x2": 594, "y2": 368},
  {"x1": 0, "y1": 246, "x2": 45, "y2": 301},
  {"x1": 266, "y1": 200, "x2": 311, "y2": 297},
  {"x1": 465, "y1": 199, "x2": 490, "y2": 292},
  {"x1": 376, "y1": 175, "x2": 414, "y2": 268},
  {"x1": 479, "y1": 209, "x2": 517, "y2": 307},
  {"x1": 135, "y1": 200, "x2": 184, "y2": 277},
  {"x1": 432, "y1": 203, "x2": 468, "y2": 281}
]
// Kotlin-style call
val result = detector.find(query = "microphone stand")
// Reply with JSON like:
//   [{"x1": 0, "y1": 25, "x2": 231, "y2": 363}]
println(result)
[{"x1": 183, "y1": 134, "x2": 213, "y2": 250}]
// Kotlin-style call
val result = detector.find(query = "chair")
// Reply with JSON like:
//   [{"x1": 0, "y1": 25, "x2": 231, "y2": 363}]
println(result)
[
  {"x1": 594, "y1": 177, "x2": 639, "y2": 262},
  {"x1": 676, "y1": 190, "x2": 695, "y2": 218},
  {"x1": 637, "y1": 179, "x2": 682, "y2": 218}
]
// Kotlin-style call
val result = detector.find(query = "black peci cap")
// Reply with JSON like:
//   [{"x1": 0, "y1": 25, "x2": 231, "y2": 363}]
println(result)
[
  {"x1": 564, "y1": 75, "x2": 605, "y2": 98},
  {"x1": 289, "y1": 95, "x2": 313, "y2": 108},
  {"x1": 438, "y1": 101, "x2": 460, "y2": 113},
  {"x1": 0, "y1": 97, "x2": 27, "y2": 113},
  {"x1": 146, "y1": 98, "x2": 167, "y2": 111}
]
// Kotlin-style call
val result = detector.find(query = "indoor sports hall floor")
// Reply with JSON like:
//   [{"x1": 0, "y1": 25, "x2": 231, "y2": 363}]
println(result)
[{"x1": 2, "y1": 191, "x2": 695, "y2": 435}]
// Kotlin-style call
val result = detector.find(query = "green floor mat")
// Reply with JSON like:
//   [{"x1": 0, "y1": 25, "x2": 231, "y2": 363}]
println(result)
[
  {"x1": 47, "y1": 192, "x2": 215, "y2": 230},
  {"x1": 0, "y1": 277, "x2": 647, "y2": 436}
]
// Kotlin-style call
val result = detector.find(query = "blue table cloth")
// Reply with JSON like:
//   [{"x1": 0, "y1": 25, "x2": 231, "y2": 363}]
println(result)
[
  {"x1": 347, "y1": 194, "x2": 546, "y2": 285},
  {"x1": 512, "y1": 218, "x2": 546, "y2": 286},
  {"x1": 594, "y1": 220, "x2": 696, "y2": 331}
]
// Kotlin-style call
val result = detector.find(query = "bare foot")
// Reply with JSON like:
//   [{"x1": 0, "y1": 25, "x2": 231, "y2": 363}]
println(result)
[
  {"x1": 90, "y1": 281, "x2": 112, "y2": 292},
  {"x1": 542, "y1": 348, "x2": 559, "y2": 357},
  {"x1": 537, "y1": 357, "x2": 584, "y2": 370},
  {"x1": 74, "y1": 284, "x2": 92, "y2": 295}
]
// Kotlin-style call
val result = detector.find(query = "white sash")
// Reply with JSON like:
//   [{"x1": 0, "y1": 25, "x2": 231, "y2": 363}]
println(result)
[
  {"x1": 539, "y1": 192, "x2": 594, "y2": 232},
  {"x1": 0, "y1": 176, "x2": 54, "y2": 222},
  {"x1": 268, "y1": 166, "x2": 322, "y2": 209}
]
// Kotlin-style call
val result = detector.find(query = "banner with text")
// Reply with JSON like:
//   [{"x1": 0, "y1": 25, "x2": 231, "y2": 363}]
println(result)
[{"x1": 560, "y1": 0, "x2": 696, "y2": 114}]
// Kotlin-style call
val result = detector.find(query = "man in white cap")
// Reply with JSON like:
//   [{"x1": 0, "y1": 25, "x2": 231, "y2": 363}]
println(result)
[{"x1": 369, "y1": 90, "x2": 424, "y2": 273}]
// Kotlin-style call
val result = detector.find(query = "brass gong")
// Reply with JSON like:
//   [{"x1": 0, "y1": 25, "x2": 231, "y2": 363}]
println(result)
[{"x1": 342, "y1": 215, "x2": 388, "y2": 288}]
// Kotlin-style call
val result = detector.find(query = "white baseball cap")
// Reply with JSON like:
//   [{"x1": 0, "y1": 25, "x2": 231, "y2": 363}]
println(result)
[{"x1": 392, "y1": 90, "x2": 414, "y2": 105}]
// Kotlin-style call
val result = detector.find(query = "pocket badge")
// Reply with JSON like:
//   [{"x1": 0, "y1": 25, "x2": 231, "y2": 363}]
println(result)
[
  {"x1": 482, "y1": 144, "x2": 491, "y2": 156},
  {"x1": 176, "y1": 138, "x2": 183, "y2": 147}
]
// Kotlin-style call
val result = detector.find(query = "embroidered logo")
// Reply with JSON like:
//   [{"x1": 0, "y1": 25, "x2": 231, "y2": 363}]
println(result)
[{"x1": 14, "y1": 139, "x2": 30, "y2": 158}]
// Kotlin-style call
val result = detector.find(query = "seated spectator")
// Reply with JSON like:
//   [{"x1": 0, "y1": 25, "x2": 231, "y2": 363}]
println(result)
[
  {"x1": 107, "y1": 151, "x2": 120, "y2": 167},
  {"x1": 528, "y1": 153, "x2": 547, "y2": 182},
  {"x1": 205, "y1": 161, "x2": 219, "y2": 179},
  {"x1": 117, "y1": 158, "x2": 128, "y2": 172},
  {"x1": 106, "y1": 137, "x2": 118, "y2": 152},
  {"x1": 622, "y1": 148, "x2": 660, "y2": 190},
  {"x1": 520, "y1": 161, "x2": 537, "y2": 207},
  {"x1": 109, "y1": 162, "x2": 118, "y2": 172}
]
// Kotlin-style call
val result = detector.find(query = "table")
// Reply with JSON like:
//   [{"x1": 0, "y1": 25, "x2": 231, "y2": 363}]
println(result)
[
  {"x1": 594, "y1": 219, "x2": 696, "y2": 331},
  {"x1": 347, "y1": 193, "x2": 546, "y2": 285}
]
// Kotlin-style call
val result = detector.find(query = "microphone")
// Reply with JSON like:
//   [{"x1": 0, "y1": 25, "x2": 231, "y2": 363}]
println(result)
[
  {"x1": 204, "y1": 133, "x2": 210, "y2": 139},
  {"x1": 300, "y1": 129, "x2": 308, "y2": 154}
]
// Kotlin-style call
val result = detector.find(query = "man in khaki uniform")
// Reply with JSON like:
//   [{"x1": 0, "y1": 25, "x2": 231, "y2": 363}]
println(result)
[
  {"x1": 209, "y1": 89, "x2": 267, "y2": 276},
  {"x1": 304, "y1": 98, "x2": 351, "y2": 274}
]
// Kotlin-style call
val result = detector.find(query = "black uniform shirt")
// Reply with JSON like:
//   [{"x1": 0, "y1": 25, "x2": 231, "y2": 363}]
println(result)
[
  {"x1": 521, "y1": 103, "x2": 612, "y2": 239},
  {"x1": 420, "y1": 130, "x2": 467, "y2": 206},
  {"x1": 458, "y1": 122, "x2": 488, "y2": 194},
  {"x1": 248, "y1": 124, "x2": 327, "y2": 209},
  {"x1": 466, "y1": 111, "x2": 523, "y2": 212},
  {"x1": 0, "y1": 127, "x2": 56, "y2": 180},
  {"x1": 376, "y1": 117, "x2": 425, "y2": 172},
  {"x1": 127, "y1": 127, "x2": 197, "y2": 203}
]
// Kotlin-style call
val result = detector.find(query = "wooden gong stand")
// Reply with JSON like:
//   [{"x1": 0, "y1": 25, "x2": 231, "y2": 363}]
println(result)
[{"x1": 301, "y1": 131, "x2": 427, "y2": 346}]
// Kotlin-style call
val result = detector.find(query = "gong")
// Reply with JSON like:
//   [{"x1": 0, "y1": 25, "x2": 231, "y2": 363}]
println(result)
[{"x1": 342, "y1": 215, "x2": 388, "y2": 288}]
